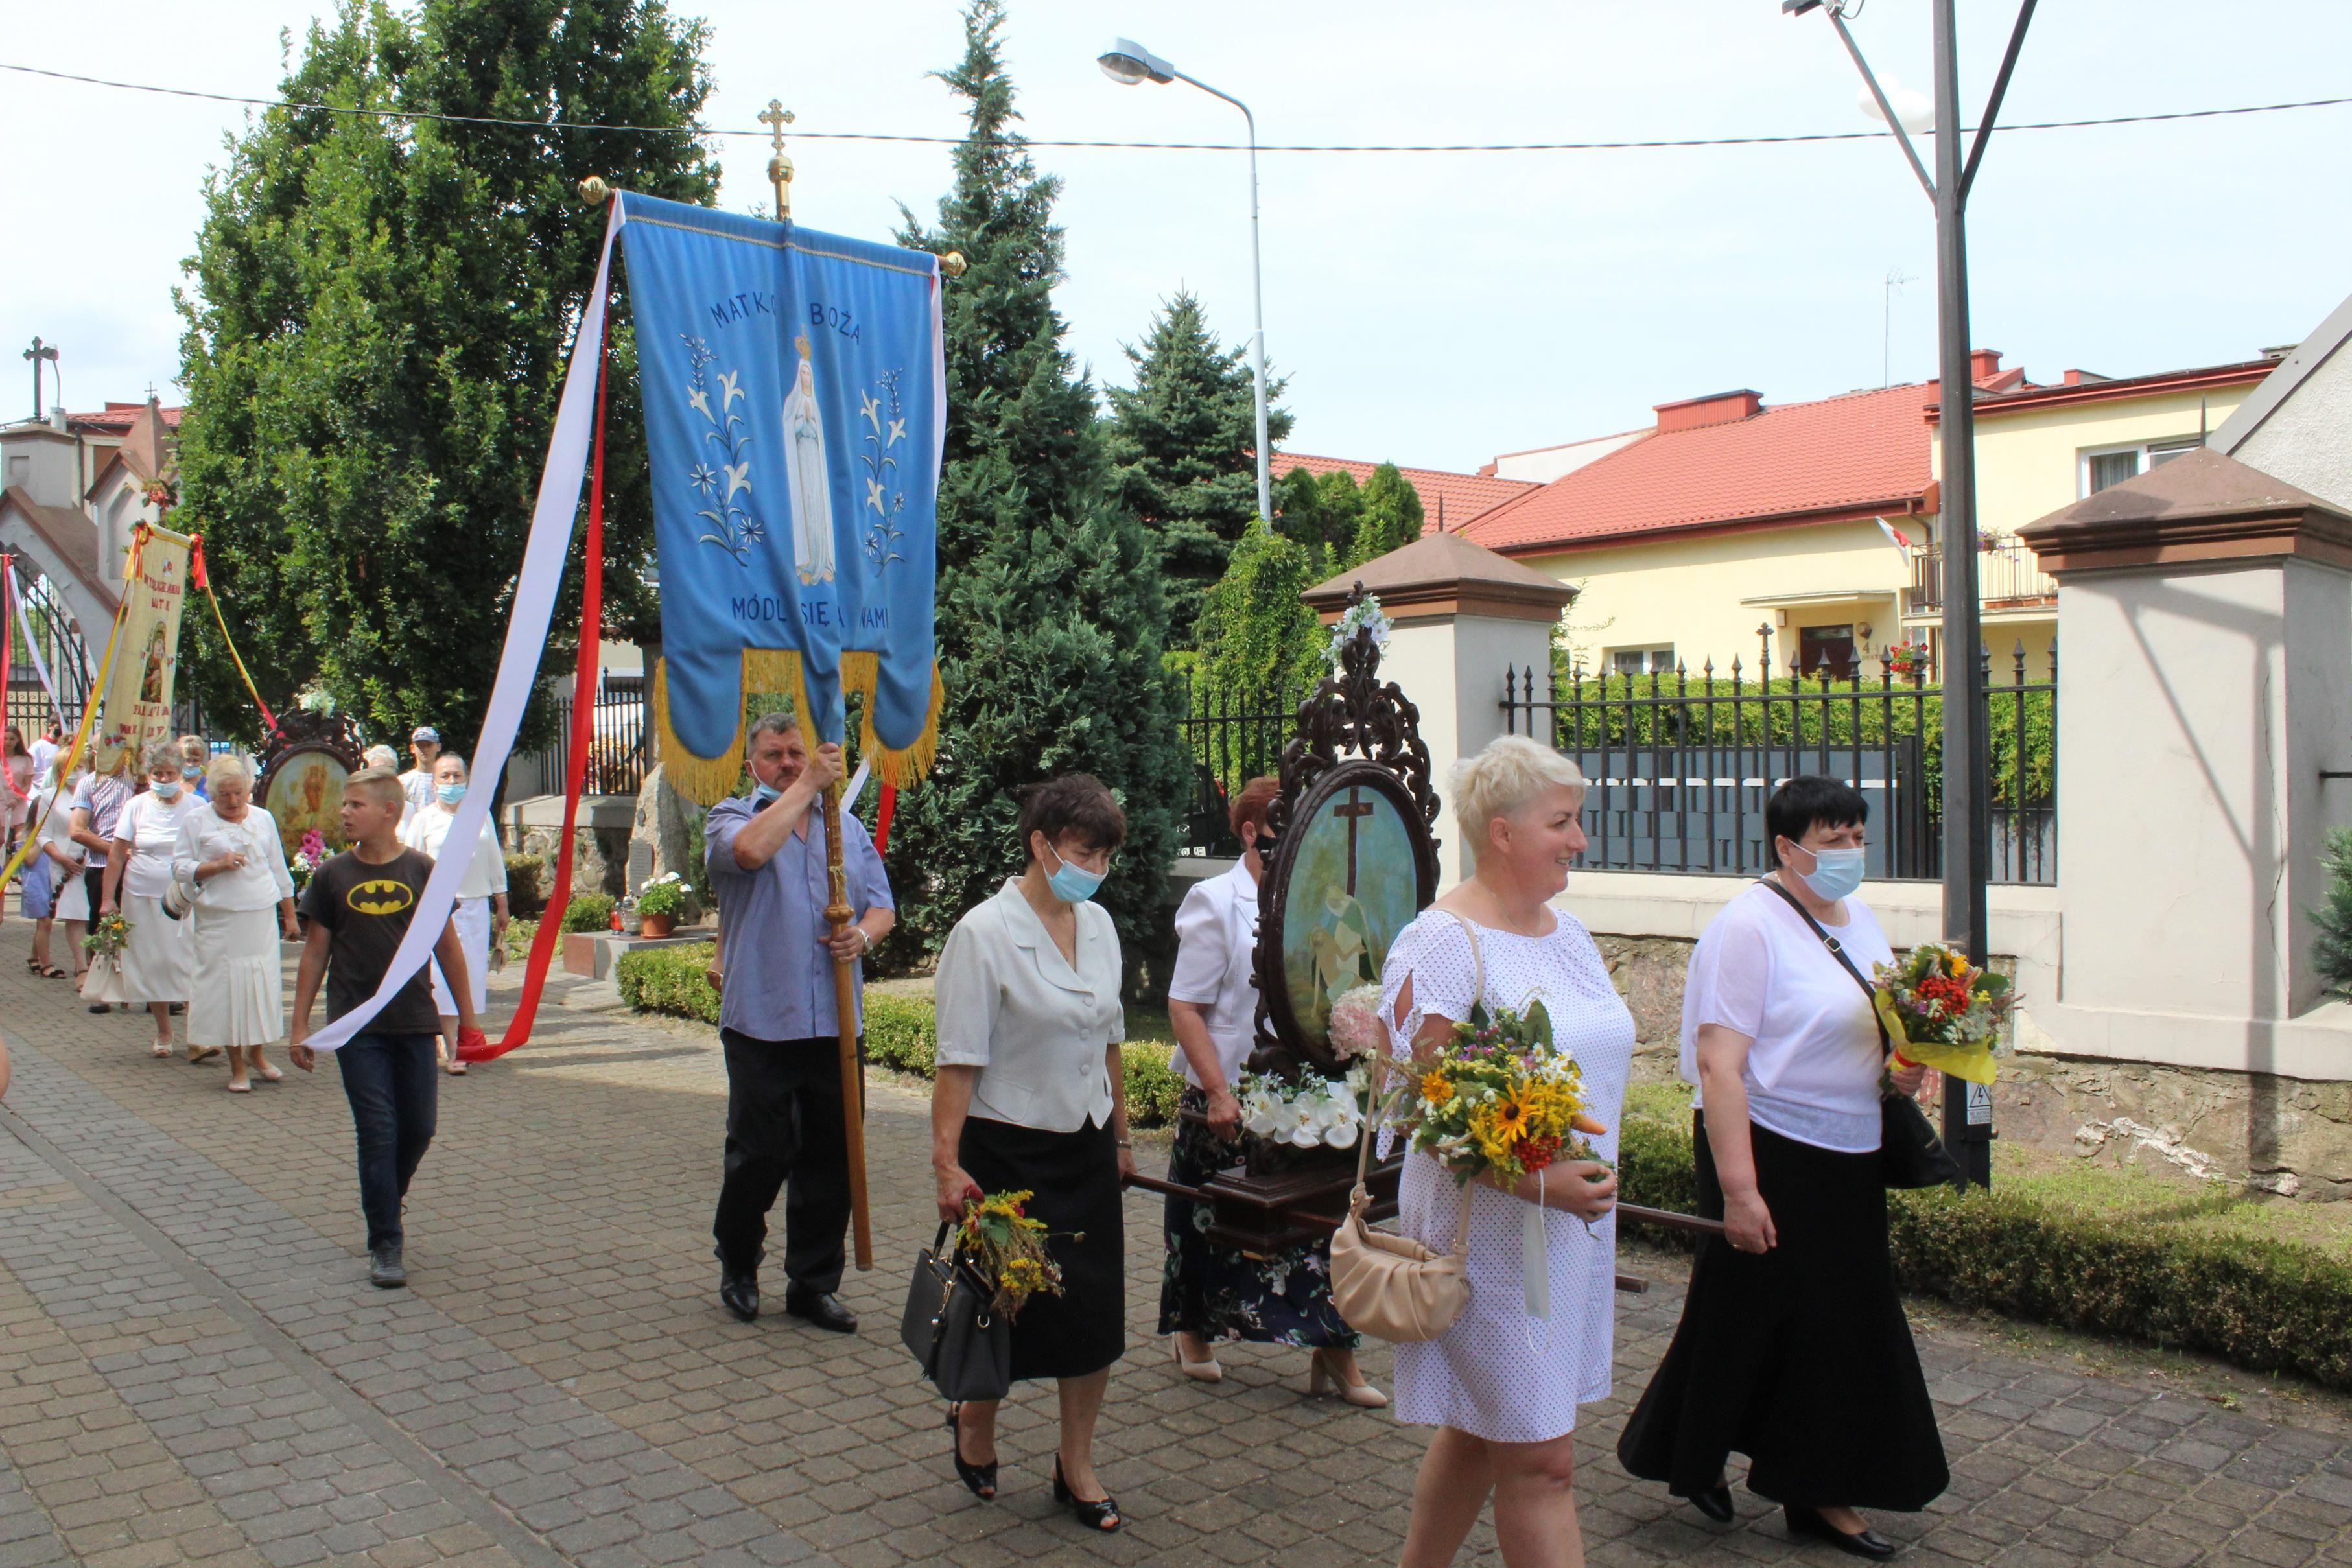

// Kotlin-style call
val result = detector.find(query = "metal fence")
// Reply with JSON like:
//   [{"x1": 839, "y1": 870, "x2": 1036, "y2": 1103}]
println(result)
[
  {"x1": 1505, "y1": 636, "x2": 2056, "y2": 884},
  {"x1": 507, "y1": 675, "x2": 648, "y2": 799},
  {"x1": 1175, "y1": 670, "x2": 1306, "y2": 856}
]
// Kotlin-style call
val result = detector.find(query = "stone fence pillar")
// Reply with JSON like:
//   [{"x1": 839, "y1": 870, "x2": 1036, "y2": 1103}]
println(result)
[{"x1": 1303, "y1": 533, "x2": 1575, "y2": 889}]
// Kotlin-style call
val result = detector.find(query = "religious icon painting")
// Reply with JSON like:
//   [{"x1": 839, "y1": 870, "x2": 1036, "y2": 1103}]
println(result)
[{"x1": 1264, "y1": 760, "x2": 1436, "y2": 1070}]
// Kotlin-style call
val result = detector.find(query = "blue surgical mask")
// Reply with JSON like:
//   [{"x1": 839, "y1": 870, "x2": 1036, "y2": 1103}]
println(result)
[
  {"x1": 437, "y1": 782, "x2": 467, "y2": 805},
  {"x1": 151, "y1": 780, "x2": 182, "y2": 800},
  {"x1": 1791, "y1": 843, "x2": 1866, "y2": 903},
  {"x1": 751, "y1": 781, "x2": 782, "y2": 808},
  {"x1": 1043, "y1": 843, "x2": 1106, "y2": 904}
]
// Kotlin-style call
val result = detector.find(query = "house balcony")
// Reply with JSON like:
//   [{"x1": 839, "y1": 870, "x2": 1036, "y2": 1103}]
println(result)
[{"x1": 1903, "y1": 540, "x2": 2057, "y2": 620}]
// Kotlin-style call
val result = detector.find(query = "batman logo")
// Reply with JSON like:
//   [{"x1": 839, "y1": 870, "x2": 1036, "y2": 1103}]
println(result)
[{"x1": 346, "y1": 879, "x2": 416, "y2": 917}]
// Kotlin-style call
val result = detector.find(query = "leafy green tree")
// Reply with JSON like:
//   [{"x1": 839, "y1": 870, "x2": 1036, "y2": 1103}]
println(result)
[
  {"x1": 1103, "y1": 290, "x2": 1291, "y2": 646},
  {"x1": 1347, "y1": 462, "x2": 1425, "y2": 567},
  {"x1": 884, "y1": 0, "x2": 1190, "y2": 989},
  {"x1": 174, "y1": 0, "x2": 716, "y2": 749},
  {"x1": 1187, "y1": 516, "x2": 1327, "y2": 790}
]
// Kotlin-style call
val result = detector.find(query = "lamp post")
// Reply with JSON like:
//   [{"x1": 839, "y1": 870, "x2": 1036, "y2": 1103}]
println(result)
[
  {"x1": 1098, "y1": 38, "x2": 1273, "y2": 524},
  {"x1": 1785, "y1": 0, "x2": 2038, "y2": 1189}
]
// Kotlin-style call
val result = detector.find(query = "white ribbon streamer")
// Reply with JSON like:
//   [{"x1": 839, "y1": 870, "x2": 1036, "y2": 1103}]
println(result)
[
  {"x1": 842, "y1": 755, "x2": 872, "y2": 814},
  {"x1": 4, "y1": 561, "x2": 71, "y2": 730},
  {"x1": 304, "y1": 199, "x2": 624, "y2": 1051}
]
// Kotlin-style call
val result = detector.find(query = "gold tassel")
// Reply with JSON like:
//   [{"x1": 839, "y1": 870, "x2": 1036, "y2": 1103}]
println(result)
[{"x1": 650, "y1": 650, "x2": 945, "y2": 806}]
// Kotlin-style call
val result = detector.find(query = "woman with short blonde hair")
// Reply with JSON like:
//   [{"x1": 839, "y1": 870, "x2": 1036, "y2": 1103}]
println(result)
[
  {"x1": 174, "y1": 753, "x2": 298, "y2": 1092},
  {"x1": 1378, "y1": 734, "x2": 1632, "y2": 1568}
]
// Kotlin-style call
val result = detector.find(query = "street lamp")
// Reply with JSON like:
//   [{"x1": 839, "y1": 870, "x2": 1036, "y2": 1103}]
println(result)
[
  {"x1": 1785, "y1": 0, "x2": 2040, "y2": 1189},
  {"x1": 1098, "y1": 37, "x2": 1273, "y2": 524}
]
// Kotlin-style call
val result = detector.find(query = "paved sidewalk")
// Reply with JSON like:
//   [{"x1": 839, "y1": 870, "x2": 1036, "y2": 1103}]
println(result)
[{"x1": 0, "y1": 939, "x2": 2349, "y2": 1567}]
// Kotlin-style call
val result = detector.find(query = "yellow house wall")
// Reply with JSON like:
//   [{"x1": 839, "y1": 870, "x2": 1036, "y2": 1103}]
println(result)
[
  {"x1": 1955, "y1": 384, "x2": 2254, "y2": 537},
  {"x1": 1523, "y1": 517, "x2": 1911, "y2": 674}
]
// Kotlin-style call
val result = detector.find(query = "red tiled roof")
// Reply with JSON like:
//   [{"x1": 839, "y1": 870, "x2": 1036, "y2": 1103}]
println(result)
[
  {"x1": 1273, "y1": 453, "x2": 1536, "y2": 533},
  {"x1": 68, "y1": 404, "x2": 184, "y2": 434},
  {"x1": 1459, "y1": 382, "x2": 1936, "y2": 554}
]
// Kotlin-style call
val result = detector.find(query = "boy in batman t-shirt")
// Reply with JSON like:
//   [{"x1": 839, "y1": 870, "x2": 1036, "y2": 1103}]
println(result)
[{"x1": 290, "y1": 766, "x2": 482, "y2": 1289}]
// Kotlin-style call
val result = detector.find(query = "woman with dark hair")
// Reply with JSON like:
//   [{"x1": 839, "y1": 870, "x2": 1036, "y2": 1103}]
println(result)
[
  {"x1": 1618, "y1": 775, "x2": 1946, "y2": 1559},
  {"x1": 929, "y1": 774, "x2": 1136, "y2": 1531},
  {"x1": 1160, "y1": 775, "x2": 1380, "y2": 1403}
]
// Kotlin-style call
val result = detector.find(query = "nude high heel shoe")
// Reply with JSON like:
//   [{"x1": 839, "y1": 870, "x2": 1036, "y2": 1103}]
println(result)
[
  {"x1": 1308, "y1": 1350, "x2": 1388, "y2": 1408},
  {"x1": 1171, "y1": 1337, "x2": 1224, "y2": 1383}
]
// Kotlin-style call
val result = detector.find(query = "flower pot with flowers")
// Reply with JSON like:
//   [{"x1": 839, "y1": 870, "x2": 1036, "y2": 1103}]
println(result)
[{"x1": 635, "y1": 873, "x2": 685, "y2": 938}]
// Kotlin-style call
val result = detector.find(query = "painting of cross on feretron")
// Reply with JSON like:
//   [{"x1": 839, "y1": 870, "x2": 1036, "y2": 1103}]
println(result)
[{"x1": 1275, "y1": 762, "x2": 1422, "y2": 1059}]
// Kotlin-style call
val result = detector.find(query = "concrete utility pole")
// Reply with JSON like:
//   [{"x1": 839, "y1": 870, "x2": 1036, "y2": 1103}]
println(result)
[{"x1": 1789, "y1": 0, "x2": 2038, "y2": 1188}]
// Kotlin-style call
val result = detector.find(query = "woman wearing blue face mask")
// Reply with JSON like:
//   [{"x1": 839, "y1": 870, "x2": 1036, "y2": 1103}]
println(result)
[
  {"x1": 928, "y1": 774, "x2": 1136, "y2": 1531},
  {"x1": 1619, "y1": 776, "x2": 1944, "y2": 1558},
  {"x1": 399, "y1": 752, "x2": 508, "y2": 1075},
  {"x1": 100, "y1": 743, "x2": 202, "y2": 1058}
]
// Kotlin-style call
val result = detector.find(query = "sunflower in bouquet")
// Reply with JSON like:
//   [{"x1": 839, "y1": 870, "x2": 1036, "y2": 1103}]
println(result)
[
  {"x1": 956, "y1": 1189, "x2": 1068, "y2": 1318},
  {"x1": 1393, "y1": 1000, "x2": 1608, "y2": 1191},
  {"x1": 1870, "y1": 942, "x2": 2015, "y2": 1086},
  {"x1": 82, "y1": 910, "x2": 133, "y2": 960}
]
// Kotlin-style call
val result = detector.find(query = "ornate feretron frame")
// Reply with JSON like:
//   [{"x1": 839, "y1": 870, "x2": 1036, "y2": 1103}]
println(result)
[{"x1": 1250, "y1": 585, "x2": 1444, "y2": 1077}]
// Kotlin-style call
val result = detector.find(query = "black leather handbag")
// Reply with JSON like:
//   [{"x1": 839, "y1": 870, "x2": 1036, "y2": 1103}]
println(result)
[
  {"x1": 899, "y1": 1224, "x2": 1013, "y2": 1403},
  {"x1": 1756, "y1": 879, "x2": 1965, "y2": 1190}
]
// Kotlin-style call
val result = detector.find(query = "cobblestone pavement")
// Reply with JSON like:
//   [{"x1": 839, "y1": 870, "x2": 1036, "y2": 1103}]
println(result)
[{"x1": 1, "y1": 940, "x2": 2350, "y2": 1567}]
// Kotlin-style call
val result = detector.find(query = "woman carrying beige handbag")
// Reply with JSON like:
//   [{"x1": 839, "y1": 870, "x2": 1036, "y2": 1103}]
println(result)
[{"x1": 1365, "y1": 738, "x2": 1632, "y2": 1568}]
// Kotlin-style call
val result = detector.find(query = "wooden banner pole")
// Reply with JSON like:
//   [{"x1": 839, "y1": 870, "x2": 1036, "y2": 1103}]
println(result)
[{"x1": 824, "y1": 779, "x2": 873, "y2": 1271}]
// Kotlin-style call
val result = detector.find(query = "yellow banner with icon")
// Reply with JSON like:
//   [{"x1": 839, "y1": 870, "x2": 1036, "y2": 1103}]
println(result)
[{"x1": 90, "y1": 524, "x2": 194, "y2": 777}]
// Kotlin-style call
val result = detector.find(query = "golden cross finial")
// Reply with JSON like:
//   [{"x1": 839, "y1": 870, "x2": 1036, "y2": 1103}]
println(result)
[{"x1": 759, "y1": 98, "x2": 796, "y2": 220}]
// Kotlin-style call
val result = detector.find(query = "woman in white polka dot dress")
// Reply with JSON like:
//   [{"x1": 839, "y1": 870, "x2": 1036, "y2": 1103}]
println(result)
[{"x1": 1378, "y1": 737, "x2": 1632, "y2": 1568}]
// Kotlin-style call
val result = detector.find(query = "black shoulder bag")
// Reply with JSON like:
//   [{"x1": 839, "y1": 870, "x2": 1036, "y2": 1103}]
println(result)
[
  {"x1": 1755, "y1": 878, "x2": 1963, "y2": 1190},
  {"x1": 899, "y1": 1224, "x2": 1013, "y2": 1403}
]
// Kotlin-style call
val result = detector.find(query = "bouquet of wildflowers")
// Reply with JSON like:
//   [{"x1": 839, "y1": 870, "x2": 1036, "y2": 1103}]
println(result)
[
  {"x1": 1870, "y1": 942, "x2": 2015, "y2": 1086},
  {"x1": 1394, "y1": 1001, "x2": 1606, "y2": 1189},
  {"x1": 82, "y1": 911, "x2": 133, "y2": 960},
  {"x1": 1238, "y1": 1061, "x2": 1375, "y2": 1151},
  {"x1": 956, "y1": 1189, "x2": 1067, "y2": 1318},
  {"x1": 290, "y1": 829, "x2": 327, "y2": 894}
]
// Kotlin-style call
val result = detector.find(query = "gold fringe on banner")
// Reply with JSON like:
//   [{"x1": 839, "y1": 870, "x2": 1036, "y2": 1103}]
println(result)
[{"x1": 650, "y1": 651, "x2": 945, "y2": 806}]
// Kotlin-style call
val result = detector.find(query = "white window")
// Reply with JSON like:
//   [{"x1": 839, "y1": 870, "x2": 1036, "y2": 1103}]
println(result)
[
  {"x1": 1609, "y1": 646, "x2": 1676, "y2": 676},
  {"x1": 2081, "y1": 437, "x2": 2203, "y2": 495}
]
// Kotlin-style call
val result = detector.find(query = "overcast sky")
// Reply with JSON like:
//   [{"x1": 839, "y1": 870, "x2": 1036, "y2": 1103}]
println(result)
[{"x1": 5, "y1": 1, "x2": 2349, "y2": 473}]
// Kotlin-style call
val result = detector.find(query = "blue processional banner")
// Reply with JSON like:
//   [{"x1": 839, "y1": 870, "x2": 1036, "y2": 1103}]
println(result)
[{"x1": 618, "y1": 193, "x2": 945, "y2": 801}]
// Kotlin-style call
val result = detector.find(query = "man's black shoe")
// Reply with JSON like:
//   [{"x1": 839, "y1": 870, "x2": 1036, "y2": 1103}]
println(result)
[
  {"x1": 719, "y1": 1270, "x2": 760, "y2": 1323},
  {"x1": 782, "y1": 1288, "x2": 857, "y2": 1333},
  {"x1": 369, "y1": 1244, "x2": 406, "y2": 1289}
]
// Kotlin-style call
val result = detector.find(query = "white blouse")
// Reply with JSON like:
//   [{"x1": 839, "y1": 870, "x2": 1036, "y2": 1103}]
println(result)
[
  {"x1": 1165, "y1": 861, "x2": 1260, "y2": 1089},
  {"x1": 113, "y1": 791, "x2": 199, "y2": 900},
  {"x1": 934, "y1": 878, "x2": 1125, "y2": 1134},
  {"x1": 172, "y1": 804, "x2": 297, "y2": 913},
  {"x1": 1680, "y1": 882, "x2": 1893, "y2": 1153},
  {"x1": 399, "y1": 804, "x2": 510, "y2": 900}
]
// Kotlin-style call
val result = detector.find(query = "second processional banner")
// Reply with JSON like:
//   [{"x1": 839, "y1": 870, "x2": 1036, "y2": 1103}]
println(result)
[
  {"x1": 618, "y1": 194, "x2": 945, "y2": 803},
  {"x1": 91, "y1": 523, "x2": 195, "y2": 777}
]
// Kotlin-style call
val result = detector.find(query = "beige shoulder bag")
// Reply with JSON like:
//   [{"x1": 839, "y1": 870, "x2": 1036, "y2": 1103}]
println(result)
[{"x1": 1327, "y1": 913, "x2": 1481, "y2": 1342}]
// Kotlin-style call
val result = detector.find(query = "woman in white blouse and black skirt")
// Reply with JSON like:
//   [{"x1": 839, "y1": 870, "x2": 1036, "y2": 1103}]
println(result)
[
  {"x1": 929, "y1": 775, "x2": 1137, "y2": 1533},
  {"x1": 1617, "y1": 777, "x2": 1947, "y2": 1559}
]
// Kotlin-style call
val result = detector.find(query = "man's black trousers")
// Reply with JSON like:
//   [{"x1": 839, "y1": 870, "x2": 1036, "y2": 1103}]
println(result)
[{"x1": 712, "y1": 1029, "x2": 863, "y2": 1294}]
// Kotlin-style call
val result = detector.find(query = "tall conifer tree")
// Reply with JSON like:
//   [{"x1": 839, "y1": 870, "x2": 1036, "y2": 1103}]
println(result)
[
  {"x1": 1347, "y1": 462, "x2": 1425, "y2": 567},
  {"x1": 1103, "y1": 292, "x2": 1291, "y2": 645},
  {"x1": 175, "y1": 0, "x2": 716, "y2": 747},
  {"x1": 888, "y1": 0, "x2": 1190, "y2": 985}
]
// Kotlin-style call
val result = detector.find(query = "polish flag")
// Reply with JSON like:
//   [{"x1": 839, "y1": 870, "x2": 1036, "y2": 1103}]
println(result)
[{"x1": 1876, "y1": 516, "x2": 1916, "y2": 554}]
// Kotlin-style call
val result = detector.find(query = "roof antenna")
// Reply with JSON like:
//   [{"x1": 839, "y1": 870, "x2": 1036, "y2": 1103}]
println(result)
[{"x1": 2200, "y1": 395, "x2": 2209, "y2": 445}]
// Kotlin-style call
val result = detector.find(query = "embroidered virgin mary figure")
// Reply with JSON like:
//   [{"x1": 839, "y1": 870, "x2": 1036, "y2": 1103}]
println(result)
[{"x1": 781, "y1": 334, "x2": 837, "y2": 586}]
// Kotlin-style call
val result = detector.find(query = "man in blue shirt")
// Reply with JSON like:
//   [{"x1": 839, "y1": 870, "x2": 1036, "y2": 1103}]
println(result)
[{"x1": 705, "y1": 710, "x2": 895, "y2": 1331}]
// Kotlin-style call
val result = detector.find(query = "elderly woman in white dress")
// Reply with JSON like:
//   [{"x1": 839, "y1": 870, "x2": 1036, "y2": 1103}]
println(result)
[
  {"x1": 399, "y1": 751, "x2": 508, "y2": 1075},
  {"x1": 100, "y1": 743, "x2": 202, "y2": 1059},
  {"x1": 1378, "y1": 736, "x2": 1630, "y2": 1568},
  {"x1": 173, "y1": 755, "x2": 299, "y2": 1092}
]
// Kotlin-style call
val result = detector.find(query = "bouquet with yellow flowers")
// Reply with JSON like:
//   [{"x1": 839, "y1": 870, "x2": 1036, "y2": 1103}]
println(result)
[
  {"x1": 1870, "y1": 941, "x2": 2015, "y2": 1086},
  {"x1": 1394, "y1": 1000, "x2": 1607, "y2": 1191},
  {"x1": 955, "y1": 1189, "x2": 1068, "y2": 1318}
]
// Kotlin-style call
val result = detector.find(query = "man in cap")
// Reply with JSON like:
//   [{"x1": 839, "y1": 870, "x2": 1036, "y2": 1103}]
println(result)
[{"x1": 399, "y1": 728, "x2": 441, "y2": 825}]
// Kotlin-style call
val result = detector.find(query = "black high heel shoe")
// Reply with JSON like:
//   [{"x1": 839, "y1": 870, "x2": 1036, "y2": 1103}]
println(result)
[
  {"x1": 1689, "y1": 1477, "x2": 1735, "y2": 1523},
  {"x1": 945, "y1": 1405, "x2": 996, "y2": 1501},
  {"x1": 1785, "y1": 1506, "x2": 1898, "y2": 1560},
  {"x1": 1052, "y1": 1457, "x2": 1121, "y2": 1533}
]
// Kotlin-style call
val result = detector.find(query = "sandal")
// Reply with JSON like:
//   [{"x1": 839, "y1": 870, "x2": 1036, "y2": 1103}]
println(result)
[
  {"x1": 945, "y1": 1405, "x2": 996, "y2": 1501},
  {"x1": 150, "y1": 1042, "x2": 174, "y2": 1058},
  {"x1": 1053, "y1": 1457, "x2": 1120, "y2": 1533},
  {"x1": 36, "y1": 965, "x2": 67, "y2": 979}
]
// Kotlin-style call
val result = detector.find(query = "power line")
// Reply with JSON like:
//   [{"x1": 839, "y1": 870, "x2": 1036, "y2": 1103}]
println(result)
[{"x1": 4, "y1": 60, "x2": 2348, "y2": 154}]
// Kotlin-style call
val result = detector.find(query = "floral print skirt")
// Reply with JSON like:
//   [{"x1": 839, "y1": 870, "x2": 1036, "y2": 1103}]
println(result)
[{"x1": 1157, "y1": 1087, "x2": 1360, "y2": 1350}]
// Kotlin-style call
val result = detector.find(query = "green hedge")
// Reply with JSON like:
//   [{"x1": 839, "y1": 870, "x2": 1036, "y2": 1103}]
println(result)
[
  {"x1": 1616, "y1": 1110, "x2": 2352, "y2": 1391},
  {"x1": 614, "y1": 943, "x2": 1186, "y2": 1129},
  {"x1": 562, "y1": 893, "x2": 615, "y2": 934},
  {"x1": 504, "y1": 854, "x2": 548, "y2": 919}
]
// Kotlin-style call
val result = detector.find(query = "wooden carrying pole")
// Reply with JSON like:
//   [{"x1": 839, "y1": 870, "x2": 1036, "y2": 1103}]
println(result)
[{"x1": 825, "y1": 781, "x2": 873, "y2": 1271}]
